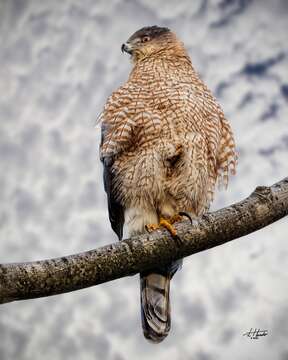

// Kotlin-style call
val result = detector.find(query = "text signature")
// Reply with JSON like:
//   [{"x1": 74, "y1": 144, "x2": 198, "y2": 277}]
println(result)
[{"x1": 243, "y1": 328, "x2": 268, "y2": 339}]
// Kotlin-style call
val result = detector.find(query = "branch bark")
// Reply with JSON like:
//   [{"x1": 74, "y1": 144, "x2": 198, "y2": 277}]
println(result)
[{"x1": 1, "y1": 177, "x2": 288, "y2": 305}]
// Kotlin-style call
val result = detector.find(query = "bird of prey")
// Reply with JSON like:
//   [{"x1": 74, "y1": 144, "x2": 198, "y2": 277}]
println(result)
[{"x1": 99, "y1": 25, "x2": 236, "y2": 343}]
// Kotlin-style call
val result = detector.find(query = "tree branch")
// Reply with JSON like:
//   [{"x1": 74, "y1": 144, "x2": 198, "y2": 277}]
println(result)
[{"x1": 1, "y1": 177, "x2": 288, "y2": 305}]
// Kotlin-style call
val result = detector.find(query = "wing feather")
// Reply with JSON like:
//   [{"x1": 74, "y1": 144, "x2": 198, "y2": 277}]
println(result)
[
  {"x1": 99, "y1": 86, "x2": 135, "y2": 240},
  {"x1": 100, "y1": 122, "x2": 124, "y2": 240}
]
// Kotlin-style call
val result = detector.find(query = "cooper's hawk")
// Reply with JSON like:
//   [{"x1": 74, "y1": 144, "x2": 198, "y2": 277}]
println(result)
[{"x1": 99, "y1": 26, "x2": 236, "y2": 343}]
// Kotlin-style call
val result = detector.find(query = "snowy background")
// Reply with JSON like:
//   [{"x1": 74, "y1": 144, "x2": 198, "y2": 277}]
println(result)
[{"x1": 0, "y1": 0, "x2": 288, "y2": 359}]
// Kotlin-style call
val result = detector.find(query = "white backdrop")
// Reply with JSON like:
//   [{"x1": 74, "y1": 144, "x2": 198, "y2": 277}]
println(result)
[{"x1": 0, "y1": 1, "x2": 287, "y2": 359}]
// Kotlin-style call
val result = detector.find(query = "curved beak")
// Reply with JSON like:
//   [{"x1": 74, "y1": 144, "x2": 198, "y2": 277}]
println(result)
[{"x1": 121, "y1": 42, "x2": 133, "y2": 55}]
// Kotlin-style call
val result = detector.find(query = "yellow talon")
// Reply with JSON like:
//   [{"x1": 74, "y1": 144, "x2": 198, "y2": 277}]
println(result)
[
  {"x1": 159, "y1": 217, "x2": 177, "y2": 237},
  {"x1": 145, "y1": 214, "x2": 183, "y2": 236},
  {"x1": 145, "y1": 223, "x2": 160, "y2": 233},
  {"x1": 169, "y1": 214, "x2": 183, "y2": 224}
]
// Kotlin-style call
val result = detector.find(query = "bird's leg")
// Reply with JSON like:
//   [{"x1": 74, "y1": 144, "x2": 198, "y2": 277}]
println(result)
[
  {"x1": 160, "y1": 216, "x2": 185, "y2": 247},
  {"x1": 145, "y1": 216, "x2": 179, "y2": 235},
  {"x1": 160, "y1": 212, "x2": 187, "y2": 236},
  {"x1": 159, "y1": 217, "x2": 178, "y2": 237},
  {"x1": 146, "y1": 215, "x2": 184, "y2": 246},
  {"x1": 160, "y1": 211, "x2": 197, "y2": 245},
  {"x1": 146, "y1": 214, "x2": 183, "y2": 234}
]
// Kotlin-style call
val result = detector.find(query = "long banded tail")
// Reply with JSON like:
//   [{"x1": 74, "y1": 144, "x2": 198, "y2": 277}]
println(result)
[{"x1": 140, "y1": 272, "x2": 171, "y2": 343}]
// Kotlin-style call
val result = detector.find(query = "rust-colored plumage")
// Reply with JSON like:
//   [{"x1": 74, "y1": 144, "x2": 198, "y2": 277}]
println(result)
[{"x1": 99, "y1": 26, "x2": 236, "y2": 343}]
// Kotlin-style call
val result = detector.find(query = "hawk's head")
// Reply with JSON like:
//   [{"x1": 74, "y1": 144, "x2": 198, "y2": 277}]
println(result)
[{"x1": 121, "y1": 26, "x2": 176, "y2": 62}]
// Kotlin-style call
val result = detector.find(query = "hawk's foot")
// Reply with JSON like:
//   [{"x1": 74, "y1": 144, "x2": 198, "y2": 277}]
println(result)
[
  {"x1": 169, "y1": 214, "x2": 183, "y2": 224},
  {"x1": 159, "y1": 217, "x2": 177, "y2": 237},
  {"x1": 145, "y1": 218, "x2": 178, "y2": 236},
  {"x1": 160, "y1": 216, "x2": 185, "y2": 246},
  {"x1": 145, "y1": 223, "x2": 160, "y2": 233},
  {"x1": 145, "y1": 216, "x2": 183, "y2": 246}
]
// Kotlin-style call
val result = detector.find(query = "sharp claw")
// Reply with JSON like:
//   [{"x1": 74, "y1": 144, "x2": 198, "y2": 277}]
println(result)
[{"x1": 179, "y1": 211, "x2": 193, "y2": 224}]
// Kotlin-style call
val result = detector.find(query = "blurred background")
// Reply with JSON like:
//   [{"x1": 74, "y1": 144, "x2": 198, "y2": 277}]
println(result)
[{"x1": 0, "y1": 0, "x2": 287, "y2": 359}]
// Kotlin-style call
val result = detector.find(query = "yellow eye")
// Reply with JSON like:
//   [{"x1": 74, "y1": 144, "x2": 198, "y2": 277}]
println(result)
[{"x1": 142, "y1": 36, "x2": 150, "y2": 43}]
